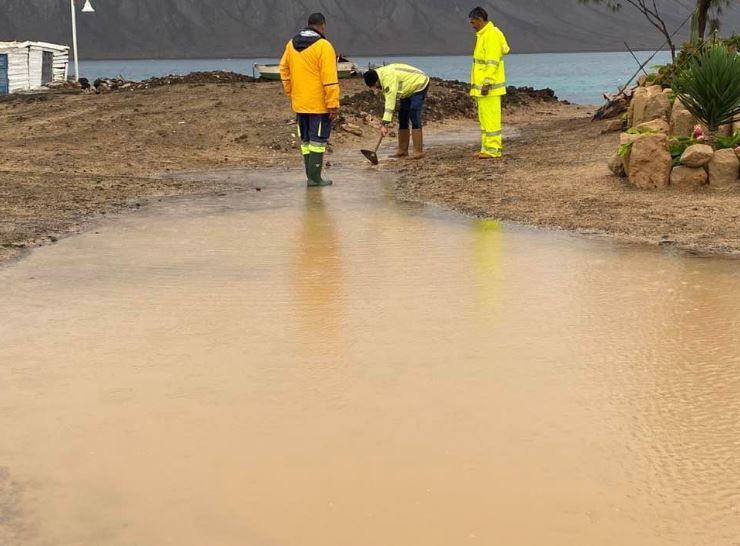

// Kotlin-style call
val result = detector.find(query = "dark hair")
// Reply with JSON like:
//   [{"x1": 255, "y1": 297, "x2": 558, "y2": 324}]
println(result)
[
  {"x1": 308, "y1": 12, "x2": 326, "y2": 26},
  {"x1": 363, "y1": 70, "x2": 379, "y2": 87},
  {"x1": 468, "y1": 6, "x2": 488, "y2": 20}
]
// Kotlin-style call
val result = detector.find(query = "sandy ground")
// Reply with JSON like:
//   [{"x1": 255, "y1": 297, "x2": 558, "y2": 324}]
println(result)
[
  {"x1": 1, "y1": 78, "x2": 739, "y2": 265},
  {"x1": 397, "y1": 109, "x2": 740, "y2": 256}
]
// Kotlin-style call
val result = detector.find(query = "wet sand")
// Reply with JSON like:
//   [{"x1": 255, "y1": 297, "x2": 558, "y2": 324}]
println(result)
[
  {"x1": 1, "y1": 80, "x2": 739, "y2": 264},
  {"x1": 1, "y1": 166, "x2": 739, "y2": 545}
]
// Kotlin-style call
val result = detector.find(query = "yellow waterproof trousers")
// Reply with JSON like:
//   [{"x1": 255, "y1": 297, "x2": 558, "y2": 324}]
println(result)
[{"x1": 477, "y1": 96, "x2": 503, "y2": 157}]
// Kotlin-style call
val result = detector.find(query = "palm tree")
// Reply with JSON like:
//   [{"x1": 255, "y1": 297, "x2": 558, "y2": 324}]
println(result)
[{"x1": 694, "y1": 0, "x2": 733, "y2": 41}]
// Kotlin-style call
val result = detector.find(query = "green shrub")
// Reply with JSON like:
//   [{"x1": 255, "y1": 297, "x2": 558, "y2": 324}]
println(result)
[
  {"x1": 716, "y1": 132, "x2": 740, "y2": 149},
  {"x1": 672, "y1": 44, "x2": 740, "y2": 143},
  {"x1": 668, "y1": 136, "x2": 699, "y2": 166}
]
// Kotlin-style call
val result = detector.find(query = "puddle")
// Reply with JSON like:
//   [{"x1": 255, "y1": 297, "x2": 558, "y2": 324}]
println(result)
[{"x1": 0, "y1": 166, "x2": 739, "y2": 546}]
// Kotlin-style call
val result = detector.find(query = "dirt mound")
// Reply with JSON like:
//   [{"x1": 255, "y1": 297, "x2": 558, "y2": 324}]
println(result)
[
  {"x1": 135, "y1": 71, "x2": 257, "y2": 88},
  {"x1": 340, "y1": 78, "x2": 560, "y2": 124},
  {"x1": 89, "y1": 71, "x2": 257, "y2": 92}
]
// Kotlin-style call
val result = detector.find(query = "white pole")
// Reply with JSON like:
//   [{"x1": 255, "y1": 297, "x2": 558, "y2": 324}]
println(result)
[{"x1": 70, "y1": 0, "x2": 79, "y2": 81}]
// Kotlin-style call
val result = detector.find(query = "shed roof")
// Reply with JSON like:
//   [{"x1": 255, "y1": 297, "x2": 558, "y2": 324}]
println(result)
[{"x1": 0, "y1": 41, "x2": 70, "y2": 52}]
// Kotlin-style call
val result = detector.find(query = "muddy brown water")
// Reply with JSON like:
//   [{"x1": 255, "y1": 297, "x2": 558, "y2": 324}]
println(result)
[{"x1": 1, "y1": 165, "x2": 739, "y2": 546}]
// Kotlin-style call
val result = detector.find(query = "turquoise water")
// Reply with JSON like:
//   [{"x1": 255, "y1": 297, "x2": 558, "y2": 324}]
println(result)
[{"x1": 80, "y1": 51, "x2": 671, "y2": 105}]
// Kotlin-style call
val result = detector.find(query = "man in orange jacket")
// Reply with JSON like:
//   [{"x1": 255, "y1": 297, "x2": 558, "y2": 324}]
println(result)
[{"x1": 280, "y1": 13, "x2": 340, "y2": 187}]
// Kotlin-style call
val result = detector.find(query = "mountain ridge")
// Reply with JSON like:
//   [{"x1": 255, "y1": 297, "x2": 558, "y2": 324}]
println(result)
[{"x1": 1, "y1": 0, "x2": 738, "y2": 59}]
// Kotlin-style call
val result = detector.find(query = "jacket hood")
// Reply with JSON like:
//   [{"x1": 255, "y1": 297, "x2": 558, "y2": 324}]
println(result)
[{"x1": 292, "y1": 28, "x2": 325, "y2": 52}]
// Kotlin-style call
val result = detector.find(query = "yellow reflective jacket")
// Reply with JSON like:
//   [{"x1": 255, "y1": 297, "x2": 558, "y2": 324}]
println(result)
[
  {"x1": 470, "y1": 21, "x2": 510, "y2": 98},
  {"x1": 279, "y1": 28, "x2": 340, "y2": 114},
  {"x1": 376, "y1": 64, "x2": 430, "y2": 123}
]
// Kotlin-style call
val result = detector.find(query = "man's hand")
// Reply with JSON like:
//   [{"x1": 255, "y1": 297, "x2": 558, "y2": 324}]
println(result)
[
  {"x1": 481, "y1": 84, "x2": 491, "y2": 96},
  {"x1": 380, "y1": 124, "x2": 389, "y2": 137},
  {"x1": 328, "y1": 108, "x2": 339, "y2": 121}
]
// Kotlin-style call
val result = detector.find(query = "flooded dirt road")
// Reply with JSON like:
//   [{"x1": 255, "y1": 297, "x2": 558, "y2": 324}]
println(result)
[{"x1": 1, "y1": 166, "x2": 739, "y2": 546}]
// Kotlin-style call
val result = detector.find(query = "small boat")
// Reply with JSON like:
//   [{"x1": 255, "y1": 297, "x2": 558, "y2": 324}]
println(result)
[{"x1": 254, "y1": 56, "x2": 358, "y2": 81}]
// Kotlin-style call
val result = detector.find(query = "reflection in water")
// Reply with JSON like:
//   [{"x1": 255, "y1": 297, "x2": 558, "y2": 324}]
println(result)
[
  {"x1": 292, "y1": 190, "x2": 344, "y2": 357},
  {"x1": 472, "y1": 218, "x2": 503, "y2": 313},
  {"x1": 0, "y1": 169, "x2": 738, "y2": 546}
]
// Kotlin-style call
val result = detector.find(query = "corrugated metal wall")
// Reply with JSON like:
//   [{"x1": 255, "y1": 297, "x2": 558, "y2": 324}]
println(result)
[{"x1": 0, "y1": 54, "x2": 8, "y2": 95}]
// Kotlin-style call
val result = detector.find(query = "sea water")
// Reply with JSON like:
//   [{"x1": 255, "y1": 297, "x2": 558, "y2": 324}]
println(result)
[{"x1": 80, "y1": 50, "x2": 672, "y2": 105}]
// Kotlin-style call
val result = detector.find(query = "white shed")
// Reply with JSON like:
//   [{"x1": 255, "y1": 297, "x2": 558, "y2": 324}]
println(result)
[{"x1": 0, "y1": 41, "x2": 69, "y2": 95}]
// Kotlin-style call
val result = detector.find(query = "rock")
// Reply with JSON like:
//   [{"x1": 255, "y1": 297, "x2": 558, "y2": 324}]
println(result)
[
  {"x1": 609, "y1": 154, "x2": 626, "y2": 177},
  {"x1": 735, "y1": 146, "x2": 740, "y2": 161},
  {"x1": 635, "y1": 118, "x2": 670, "y2": 134},
  {"x1": 670, "y1": 98, "x2": 696, "y2": 137},
  {"x1": 707, "y1": 148, "x2": 740, "y2": 189},
  {"x1": 642, "y1": 92, "x2": 672, "y2": 123},
  {"x1": 718, "y1": 123, "x2": 733, "y2": 138},
  {"x1": 341, "y1": 123, "x2": 363, "y2": 137},
  {"x1": 601, "y1": 119, "x2": 625, "y2": 133},
  {"x1": 619, "y1": 131, "x2": 645, "y2": 174},
  {"x1": 628, "y1": 87, "x2": 648, "y2": 127},
  {"x1": 734, "y1": 120, "x2": 740, "y2": 135},
  {"x1": 628, "y1": 134, "x2": 671, "y2": 190},
  {"x1": 638, "y1": 74, "x2": 649, "y2": 87},
  {"x1": 670, "y1": 165, "x2": 707, "y2": 190},
  {"x1": 680, "y1": 144, "x2": 714, "y2": 168}
]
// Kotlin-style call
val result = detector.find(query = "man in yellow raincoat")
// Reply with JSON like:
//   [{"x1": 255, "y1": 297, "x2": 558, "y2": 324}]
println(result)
[
  {"x1": 469, "y1": 6, "x2": 510, "y2": 159},
  {"x1": 364, "y1": 64, "x2": 430, "y2": 159},
  {"x1": 280, "y1": 13, "x2": 340, "y2": 187}
]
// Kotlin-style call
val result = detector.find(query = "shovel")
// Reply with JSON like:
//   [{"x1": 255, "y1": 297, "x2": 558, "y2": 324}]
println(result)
[{"x1": 361, "y1": 134, "x2": 385, "y2": 165}]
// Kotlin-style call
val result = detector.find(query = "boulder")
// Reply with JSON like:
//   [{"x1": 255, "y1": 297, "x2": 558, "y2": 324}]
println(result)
[
  {"x1": 670, "y1": 98, "x2": 696, "y2": 137},
  {"x1": 734, "y1": 119, "x2": 740, "y2": 135},
  {"x1": 707, "y1": 148, "x2": 740, "y2": 189},
  {"x1": 646, "y1": 85, "x2": 663, "y2": 97},
  {"x1": 609, "y1": 154, "x2": 626, "y2": 177},
  {"x1": 681, "y1": 144, "x2": 714, "y2": 168},
  {"x1": 629, "y1": 87, "x2": 649, "y2": 127},
  {"x1": 670, "y1": 166, "x2": 707, "y2": 190},
  {"x1": 719, "y1": 123, "x2": 733, "y2": 138},
  {"x1": 601, "y1": 119, "x2": 625, "y2": 133},
  {"x1": 619, "y1": 131, "x2": 645, "y2": 174},
  {"x1": 628, "y1": 134, "x2": 671, "y2": 190},
  {"x1": 643, "y1": 92, "x2": 672, "y2": 123},
  {"x1": 735, "y1": 146, "x2": 740, "y2": 161},
  {"x1": 635, "y1": 119, "x2": 670, "y2": 134}
]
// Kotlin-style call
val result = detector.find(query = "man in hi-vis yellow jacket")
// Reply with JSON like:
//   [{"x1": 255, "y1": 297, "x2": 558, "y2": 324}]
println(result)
[
  {"x1": 469, "y1": 6, "x2": 510, "y2": 159},
  {"x1": 280, "y1": 13, "x2": 340, "y2": 187}
]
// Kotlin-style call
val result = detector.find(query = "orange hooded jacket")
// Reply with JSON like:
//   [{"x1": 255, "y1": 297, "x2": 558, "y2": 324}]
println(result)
[{"x1": 279, "y1": 28, "x2": 340, "y2": 114}]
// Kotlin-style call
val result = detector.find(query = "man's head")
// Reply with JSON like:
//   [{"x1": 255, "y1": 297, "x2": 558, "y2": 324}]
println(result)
[
  {"x1": 468, "y1": 6, "x2": 488, "y2": 31},
  {"x1": 363, "y1": 70, "x2": 381, "y2": 91},
  {"x1": 308, "y1": 12, "x2": 327, "y2": 34}
]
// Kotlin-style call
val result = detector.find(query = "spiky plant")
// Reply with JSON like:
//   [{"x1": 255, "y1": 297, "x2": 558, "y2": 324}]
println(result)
[{"x1": 672, "y1": 44, "x2": 740, "y2": 146}]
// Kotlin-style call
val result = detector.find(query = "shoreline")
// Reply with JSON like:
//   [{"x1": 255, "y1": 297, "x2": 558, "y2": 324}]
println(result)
[{"x1": 1, "y1": 79, "x2": 739, "y2": 269}]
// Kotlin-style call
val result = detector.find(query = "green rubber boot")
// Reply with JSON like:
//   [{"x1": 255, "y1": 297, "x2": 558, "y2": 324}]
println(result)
[
  {"x1": 307, "y1": 152, "x2": 333, "y2": 187},
  {"x1": 301, "y1": 153, "x2": 310, "y2": 184}
]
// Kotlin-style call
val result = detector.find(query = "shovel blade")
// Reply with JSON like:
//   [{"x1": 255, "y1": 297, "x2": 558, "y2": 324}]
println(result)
[{"x1": 361, "y1": 149, "x2": 379, "y2": 165}]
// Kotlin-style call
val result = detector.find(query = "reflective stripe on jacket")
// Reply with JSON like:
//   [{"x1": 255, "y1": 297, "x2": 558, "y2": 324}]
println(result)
[
  {"x1": 279, "y1": 28, "x2": 340, "y2": 114},
  {"x1": 376, "y1": 64, "x2": 430, "y2": 123},
  {"x1": 470, "y1": 21, "x2": 510, "y2": 98}
]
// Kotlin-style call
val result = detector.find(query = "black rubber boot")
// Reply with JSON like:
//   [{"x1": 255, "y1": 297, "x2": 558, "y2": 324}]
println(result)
[
  {"x1": 307, "y1": 152, "x2": 333, "y2": 187},
  {"x1": 301, "y1": 153, "x2": 310, "y2": 183}
]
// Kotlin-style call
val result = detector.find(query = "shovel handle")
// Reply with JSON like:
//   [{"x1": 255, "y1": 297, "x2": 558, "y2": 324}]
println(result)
[{"x1": 374, "y1": 133, "x2": 384, "y2": 153}]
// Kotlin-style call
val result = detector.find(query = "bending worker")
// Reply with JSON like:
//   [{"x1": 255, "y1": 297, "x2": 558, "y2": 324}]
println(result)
[
  {"x1": 469, "y1": 6, "x2": 510, "y2": 159},
  {"x1": 279, "y1": 12, "x2": 339, "y2": 187},
  {"x1": 363, "y1": 64, "x2": 430, "y2": 159}
]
